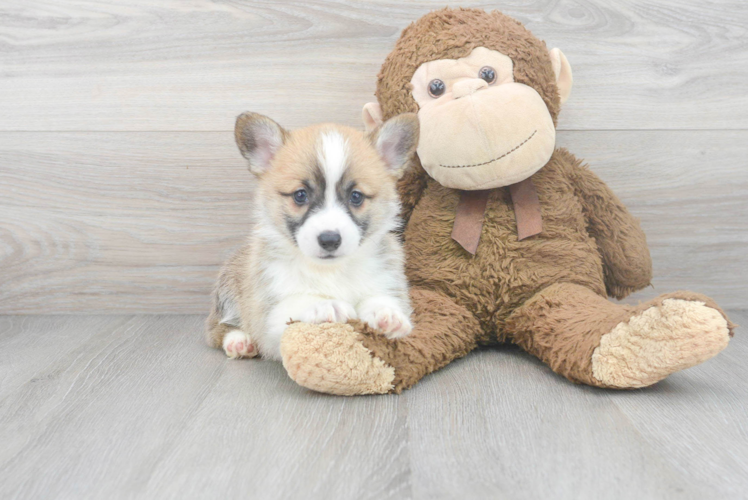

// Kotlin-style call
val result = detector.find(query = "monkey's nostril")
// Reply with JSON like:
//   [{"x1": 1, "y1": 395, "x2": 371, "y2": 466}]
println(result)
[{"x1": 317, "y1": 231, "x2": 342, "y2": 251}]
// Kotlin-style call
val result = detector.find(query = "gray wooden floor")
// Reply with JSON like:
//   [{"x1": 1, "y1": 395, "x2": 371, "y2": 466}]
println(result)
[{"x1": 0, "y1": 312, "x2": 745, "y2": 500}]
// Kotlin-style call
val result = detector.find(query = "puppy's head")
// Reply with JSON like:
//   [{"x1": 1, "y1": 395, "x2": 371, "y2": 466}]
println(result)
[{"x1": 235, "y1": 112, "x2": 419, "y2": 260}]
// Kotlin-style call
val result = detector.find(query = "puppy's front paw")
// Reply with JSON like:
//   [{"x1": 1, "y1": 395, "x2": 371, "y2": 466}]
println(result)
[
  {"x1": 300, "y1": 300, "x2": 357, "y2": 324},
  {"x1": 358, "y1": 299, "x2": 413, "y2": 339},
  {"x1": 222, "y1": 330, "x2": 258, "y2": 359}
]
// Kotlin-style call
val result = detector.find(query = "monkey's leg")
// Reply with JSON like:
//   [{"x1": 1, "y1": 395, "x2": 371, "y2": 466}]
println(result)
[
  {"x1": 505, "y1": 283, "x2": 735, "y2": 388},
  {"x1": 281, "y1": 288, "x2": 482, "y2": 395}
]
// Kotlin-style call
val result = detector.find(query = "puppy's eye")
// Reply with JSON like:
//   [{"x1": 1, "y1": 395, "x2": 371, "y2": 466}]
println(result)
[
  {"x1": 428, "y1": 79, "x2": 446, "y2": 98},
  {"x1": 292, "y1": 189, "x2": 308, "y2": 205},
  {"x1": 479, "y1": 66, "x2": 496, "y2": 84},
  {"x1": 349, "y1": 190, "x2": 364, "y2": 207}
]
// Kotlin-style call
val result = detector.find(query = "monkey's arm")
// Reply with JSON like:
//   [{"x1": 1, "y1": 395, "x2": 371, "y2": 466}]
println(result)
[
  {"x1": 396, "y1": 160, "x2": 429, "y2": 225},
  {"x1": 564, "y1": 151, "x2": 653, "y2": 299}
]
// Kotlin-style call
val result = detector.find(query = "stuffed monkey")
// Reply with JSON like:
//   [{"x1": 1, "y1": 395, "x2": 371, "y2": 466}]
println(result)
[{"x1": 279, "y1": 8, "x2": 734, "y2": 395}]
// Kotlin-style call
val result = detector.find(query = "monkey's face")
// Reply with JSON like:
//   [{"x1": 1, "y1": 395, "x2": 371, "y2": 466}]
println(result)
[{"x1": 410, "y1": 47, "x2": 557, "y2": 190}]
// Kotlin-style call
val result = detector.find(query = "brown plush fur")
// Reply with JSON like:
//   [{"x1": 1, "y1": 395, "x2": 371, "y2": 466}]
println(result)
[
  {"x1": 356, "y1": 288, "x2": 482, "y2": 392},
  {"x1": 403, "y1": 148, "x2": 651, "y2": 336},
  {"x1": 376, "y1": 8, "x2": 560, "y2": 124},
  {"x1": 507, "y1": 284, "x2": 735, "y2": 387},
  {"x1": 385, "y1": 8, "x2": 560, "y2": 226},
  {"x1": 281, "y1": 8, "x2": 734, "y2": 394}
]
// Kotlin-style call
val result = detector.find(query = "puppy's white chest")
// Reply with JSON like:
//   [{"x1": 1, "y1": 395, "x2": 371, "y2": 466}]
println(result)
[{"x1": 263, "y1": 256, "x2": 377, "y2": 305}]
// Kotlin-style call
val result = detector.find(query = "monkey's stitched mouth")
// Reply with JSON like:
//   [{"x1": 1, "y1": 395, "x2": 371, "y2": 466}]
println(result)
[{"x1": 438, "y1": 130, "x2": 537, "y2": 169}]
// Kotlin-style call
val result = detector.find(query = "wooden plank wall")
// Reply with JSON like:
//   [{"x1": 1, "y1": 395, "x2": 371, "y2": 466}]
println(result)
[{"x1": 1, "y1": 0, "x2": 746, "y2": 313}]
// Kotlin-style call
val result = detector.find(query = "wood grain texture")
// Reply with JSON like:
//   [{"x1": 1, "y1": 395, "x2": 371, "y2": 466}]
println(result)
[
  {"x1": 0, "y1": 0, "x2": 746, "y2": 131},
  {"x1": 0, "y1": 132, "x2": 251, "y2": 313},
  {"x1": 0, "y1": 315, "x2": 130, "y2": 398},
  {"x1": 0, "y1": 313, "x2": 744, "y2": 499},
  {"x1": 404, "y1": 309, "x2": 748, "y2": 499},
  {"x1": 0, "y1": 315, "x2": 410, "y2": 500},
  {"x1": 607, "y1": 316, "x2": 748, "y2": 498},
  {"x1": 405, "y1": 352, "x2": 709, "y2": 499},
  {"x1": 1, "y1": 130, "x2": 745, "y2": 313}
]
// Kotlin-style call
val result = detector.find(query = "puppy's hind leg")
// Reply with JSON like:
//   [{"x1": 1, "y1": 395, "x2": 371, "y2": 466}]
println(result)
[{"x1": 206, "y1": 278, "x2": 257, "y2": 359}]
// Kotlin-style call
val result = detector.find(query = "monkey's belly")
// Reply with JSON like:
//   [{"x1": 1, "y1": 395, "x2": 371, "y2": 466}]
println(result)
[{"x1": 404, "y1": 183, "x2": 606, "y2": 336}]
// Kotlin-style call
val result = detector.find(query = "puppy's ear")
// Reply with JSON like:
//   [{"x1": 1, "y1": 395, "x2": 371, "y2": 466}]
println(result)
[
  {"x1": 235, "y1": 112, "x2": 287, "y2": 175},
  {"x1": 369, "y1": 113, "x2": 419, "y2": 175}
]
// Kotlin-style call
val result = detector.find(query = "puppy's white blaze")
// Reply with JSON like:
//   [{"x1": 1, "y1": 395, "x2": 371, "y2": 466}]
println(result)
[
  {"x1": 215, "y1": 123, "x2": 414, "y2": 363},
  {"x1": 318, "y1": 131, "x2": 348, "y2": 205},
  {"x1": 296, "y1": 204, "x2": 362, "y2": 259},
  {"x1": 295, "y1": 130, "x2": 358, "y2": 260}
]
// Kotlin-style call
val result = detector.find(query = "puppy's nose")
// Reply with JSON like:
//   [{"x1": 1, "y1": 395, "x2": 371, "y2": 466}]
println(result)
[
  {"x1": 317, "y1": 231, "x2": 342, "y2": 251},
  {"x1": 452, "y1": 78, "x2": 488, "y2": 99}
]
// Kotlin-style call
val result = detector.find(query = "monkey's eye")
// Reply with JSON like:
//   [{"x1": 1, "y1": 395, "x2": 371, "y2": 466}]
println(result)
[
  {"x1": 292, "y1": 189, "x2": 308, "y2": 205},
  {"x1": 349, "y1": 190, "x2": 364, "y2": 207},
  {"x1": 479, "y1": 66, "x2": 497, "y2": 84},
  {"x1": 428, "y1": 79, "x2": 446, "y2": 98}
]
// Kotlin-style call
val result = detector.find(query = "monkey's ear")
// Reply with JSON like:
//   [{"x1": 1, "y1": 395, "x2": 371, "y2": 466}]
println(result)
[
  {"x1": 234, "y1": 112, "x2": 287, "y2": 175},
  {"x1": 549, "y1": 48, "x2": 573, "y2": 106},
  {"x1": 362, "y1": 102, "x2": 384, "y2": 133},
  {"x1": 371, "y1": 113, "x2": 419, "y2": 175}
]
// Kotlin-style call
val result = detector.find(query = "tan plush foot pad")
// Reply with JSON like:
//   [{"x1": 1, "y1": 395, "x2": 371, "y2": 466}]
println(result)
[
  {"x1": 592, "y1": 299, "x2": 731, "y2": 388},
  {"x1": 280, "y1": 322, "x2": 395, "y2": 396}
]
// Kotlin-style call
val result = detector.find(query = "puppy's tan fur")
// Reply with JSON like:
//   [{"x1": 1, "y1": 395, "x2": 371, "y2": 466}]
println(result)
[
  {"x1": 259, "y1": 125, "x2": 400, "y2": 244},
  {"x1": 207, "y1": 115, "x2": 418, "y2": 360}
]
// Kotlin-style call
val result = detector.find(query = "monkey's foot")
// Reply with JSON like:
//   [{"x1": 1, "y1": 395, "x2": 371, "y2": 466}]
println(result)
[
  {"x1": 222, "y1": 330, "x2": 258, "y2": 359},
  {"x1": 280, "y1": 322, "x2": 394, "y2": 396},
  {"x1": 591, "y1": 298, "x2": 731, "y2": 388}
]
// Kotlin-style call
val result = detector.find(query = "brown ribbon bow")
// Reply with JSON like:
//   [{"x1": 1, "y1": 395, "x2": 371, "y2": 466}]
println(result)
[{"x1": 451, "y1": 177, "x2": 543, "y2": 255}]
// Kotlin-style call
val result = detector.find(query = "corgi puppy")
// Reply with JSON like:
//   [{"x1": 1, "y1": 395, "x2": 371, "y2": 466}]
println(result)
[{"x1": 206, "y1": 112, "x2": 419, "y2": 360}]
